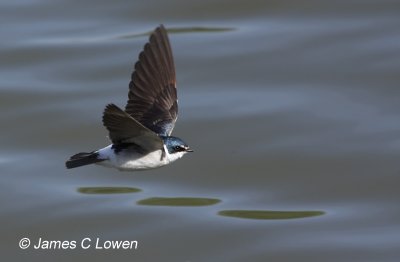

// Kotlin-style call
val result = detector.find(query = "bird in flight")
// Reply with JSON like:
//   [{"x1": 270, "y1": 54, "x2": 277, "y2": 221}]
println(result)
[{"x1": 66, "y1": 25, "x2": 192, "y2": 171}]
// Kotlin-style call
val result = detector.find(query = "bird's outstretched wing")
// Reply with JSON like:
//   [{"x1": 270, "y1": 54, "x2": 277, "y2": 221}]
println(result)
[
  {"x1": 125, "y1": 24, "x2": 178, "y2": 136},
  {"x1": 103, "y1": 104, "x2": 163, "y2": 151}
]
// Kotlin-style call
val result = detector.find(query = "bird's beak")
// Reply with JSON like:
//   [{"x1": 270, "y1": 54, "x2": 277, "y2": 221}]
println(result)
[{"x1": 185, "y1": 147, "x2": 193, "y2": 152}]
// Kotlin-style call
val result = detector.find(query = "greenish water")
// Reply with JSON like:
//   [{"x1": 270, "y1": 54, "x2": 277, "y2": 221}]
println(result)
[{"x1": 1, "y1": 0, "x2": 400, "y2": 261}]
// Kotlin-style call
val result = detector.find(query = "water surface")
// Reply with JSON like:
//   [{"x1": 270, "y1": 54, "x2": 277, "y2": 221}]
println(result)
[{"x1": 1, "y1": 0, "x2": 400, "y2": 261}]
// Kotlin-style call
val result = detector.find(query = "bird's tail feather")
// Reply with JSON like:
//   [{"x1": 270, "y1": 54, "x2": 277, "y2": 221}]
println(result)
[{"x1": 65, "y1": 151, "x2": 105, "y2": 169}]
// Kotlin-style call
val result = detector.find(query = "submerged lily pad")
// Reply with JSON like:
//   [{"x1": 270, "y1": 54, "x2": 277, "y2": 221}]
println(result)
[
  {"x1": 120, "y1": 26, "x2": 235, "y2": 39},
  {"x1": 137, "y1": 197, "x2": 221, "y2": 206},
  {"x1": 218, "y1": 210, "x2": 325, "y2": 220},
  {"x1": 77, "y1": 187, "x2": 141, "y2": 194},
  {"x1": 167, "y1": 27, "x2": 235, "y2": 34}
]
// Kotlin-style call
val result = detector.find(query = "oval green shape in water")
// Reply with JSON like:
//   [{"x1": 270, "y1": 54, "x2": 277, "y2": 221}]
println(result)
[
  {"x1": 137, "y1": 197, "x2": 221, "y2": 207},
  {"x1": 77, "y1": 187, "x2": 141, "y2": 194},
  {"x1": 218, "y1": 210, "x2": 325, "y2": 220},
  {"x1": 120, "y1": 27, "x2": 235, "y2": 39}
]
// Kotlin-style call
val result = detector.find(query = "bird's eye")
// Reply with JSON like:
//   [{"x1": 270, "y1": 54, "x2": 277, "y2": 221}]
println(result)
[{"x1": 174, "y1": 146, "x2": 182, "y2": 151}]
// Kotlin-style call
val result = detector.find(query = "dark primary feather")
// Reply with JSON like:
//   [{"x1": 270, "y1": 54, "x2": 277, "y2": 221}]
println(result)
[
  {"x1": 102, "y1": 104, "x2": 163, "y2": 152},
  {"x1": 125, "y1": 25, "x2": 178, "y2": 136}
]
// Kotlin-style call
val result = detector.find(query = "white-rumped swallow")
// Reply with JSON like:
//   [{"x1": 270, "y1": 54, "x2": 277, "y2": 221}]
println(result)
[{"x1": 66, "y1": 25, "x2": 192, "y2": 171}]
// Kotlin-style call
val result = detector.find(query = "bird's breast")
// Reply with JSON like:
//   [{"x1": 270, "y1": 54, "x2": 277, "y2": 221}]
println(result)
[
  {"x1": 117, "y1": 149, "x2": 168, "y2": 170},
  {"x1": 96, "y1": 144, "x2": 170, "y2": 171}
]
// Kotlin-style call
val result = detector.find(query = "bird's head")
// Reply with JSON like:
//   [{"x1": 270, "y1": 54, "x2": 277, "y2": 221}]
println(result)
[{"x1": 162, "y1": 136, "x2": 193, "y2": 159}]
